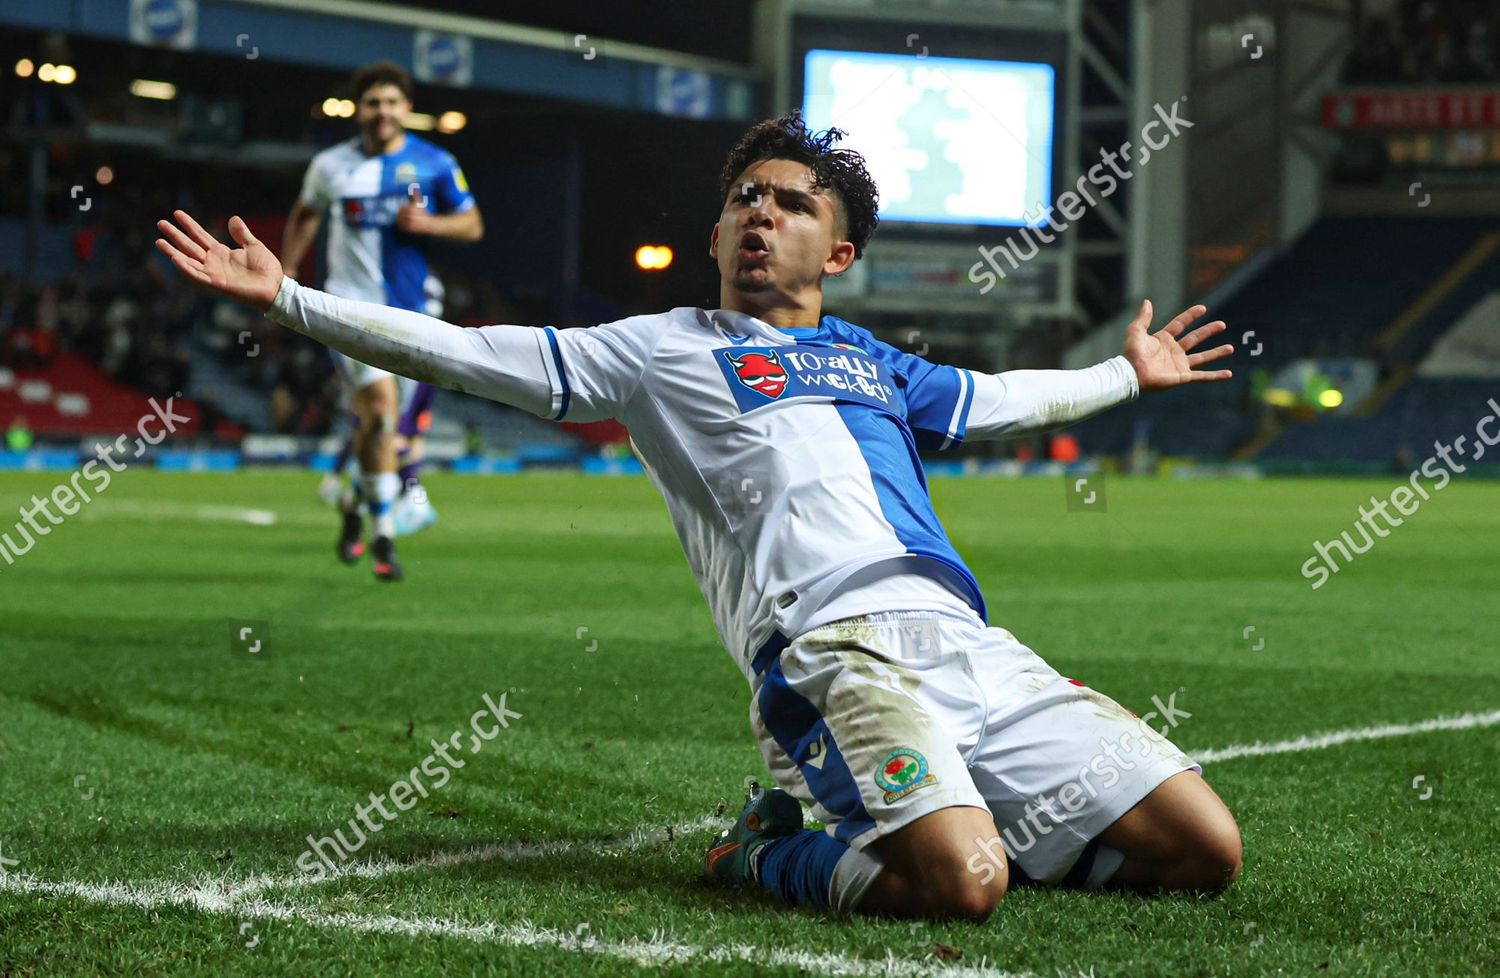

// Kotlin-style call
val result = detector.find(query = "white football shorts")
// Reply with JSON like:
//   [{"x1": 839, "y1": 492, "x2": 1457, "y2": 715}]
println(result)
[
  {"x1": 749, "y1": 610, "x2": 1200, "y2": 885},
  {"x1": 331, "y1": 351, "x2": 397, "y2": 393},
  {"x1": 331, "y1": 353, "x2": 423, "y2": 419}
]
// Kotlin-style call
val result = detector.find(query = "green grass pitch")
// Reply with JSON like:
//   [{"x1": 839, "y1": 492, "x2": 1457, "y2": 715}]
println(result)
[{"x1": 0, "y1": 470, "x2": 1495, "y2": 976}]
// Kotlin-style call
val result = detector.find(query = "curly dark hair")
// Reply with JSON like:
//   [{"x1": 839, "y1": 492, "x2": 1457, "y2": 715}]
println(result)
[
  {"x1": 719, "y1": 112, "x2": 880, "y2": 259},
  {"x1": 349, "y1": 60, "x2": 414, "y2": 103}
]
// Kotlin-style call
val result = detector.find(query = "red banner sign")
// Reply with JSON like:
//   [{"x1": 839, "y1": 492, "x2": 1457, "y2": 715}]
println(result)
[{"x1": 1323, "y1": 89, "x2": 1500, "y2": 130}]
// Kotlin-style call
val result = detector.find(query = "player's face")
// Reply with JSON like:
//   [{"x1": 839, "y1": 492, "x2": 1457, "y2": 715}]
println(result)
[
  {"x1": 356, "y1": 83, "x2": 410, "y2": 147},
  {"x1": 710, "y1": 159, "x2": 855, "y2": 300}
]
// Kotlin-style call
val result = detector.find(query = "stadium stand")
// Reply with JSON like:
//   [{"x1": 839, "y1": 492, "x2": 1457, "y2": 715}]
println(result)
[
  {"x1": 1068, "y1": 216, "x2": 1500, "y2": 464},
  {"x1": 1343, "y1": 0, "x2": 1499, "y2": 84},
  {"x1": 1, "y1": 192, "x2": 583, "y2": 453},
  {"x1": 0, "y1": 351, "x2": 206, "y2": 437}
]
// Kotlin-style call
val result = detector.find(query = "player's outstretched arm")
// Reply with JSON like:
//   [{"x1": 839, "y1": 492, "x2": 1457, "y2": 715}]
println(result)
[
  {"x1": 1122, "y1": 299, "x2": 1233, "y2": 393},
  {"x1": 155, "y1": 209, "x2": 558, "y2": 414},
  {"x1": 948, "y1": 300, "x2": 1233, "y2": 441},
  {"x1": 156, "y1": 210, "x2": 282, "y2": 310}
]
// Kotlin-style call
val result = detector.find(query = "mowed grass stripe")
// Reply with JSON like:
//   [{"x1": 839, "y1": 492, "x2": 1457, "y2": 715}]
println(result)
[
  {"x1": 2, "y1": 714, "x2": 1494, "y2": 978},
  {"x1": 2, "y1": 707, "x2": 1489, "y2": 901},
  {"x1": 2, "y1": 471, "x2": 1497, "y2": 977}
]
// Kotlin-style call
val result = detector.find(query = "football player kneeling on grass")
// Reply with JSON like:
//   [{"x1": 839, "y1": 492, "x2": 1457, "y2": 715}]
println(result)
[{"x1": 156, "y1": 112, "x2": 1239, "y2": 919}]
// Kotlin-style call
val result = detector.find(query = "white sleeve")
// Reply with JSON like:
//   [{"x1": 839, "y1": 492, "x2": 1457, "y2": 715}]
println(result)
[
  {"x1": 265, "y1": 277, "x2": 653, "y2": 422},
  {"x1": 298, "y1": 157, "x2": 332, "y2": 209},
  {"x1": 535, "y1": 316, "x2": 659, "y2": 422},
  {"x1": 963, "y1": 355, "x2": 1139, "y2": 440}
]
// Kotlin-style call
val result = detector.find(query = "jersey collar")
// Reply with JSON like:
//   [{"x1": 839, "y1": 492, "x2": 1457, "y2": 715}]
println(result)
[{"x1": 703, "y1": 308, "x2": 827, "y2": 345}]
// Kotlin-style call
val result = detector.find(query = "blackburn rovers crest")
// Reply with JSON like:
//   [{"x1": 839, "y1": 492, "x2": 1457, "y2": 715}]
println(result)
[{"x1": 874, "y1": 747, "x2": 938, "y2": 803}]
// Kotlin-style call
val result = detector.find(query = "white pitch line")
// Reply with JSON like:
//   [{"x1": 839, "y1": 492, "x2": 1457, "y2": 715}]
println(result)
[
  {"x1": 208, "y1": 706, "x2": 1500, "y2": 899},
  {"x1": 1191, "y1": 709, "x2": 1500, "y2": 764},
  {"x1": 82, "y1": 500, "x2": 279, "y2": 526},
  {"x1": 221, "y1": 814, "x2": 726, "y2": 901},
  {"x1": 3, "y1": 708, "x2": 1494, "y2": 975},
  {"x1": 0, "y1": 875, "x2": 1057, "y2": 978}
]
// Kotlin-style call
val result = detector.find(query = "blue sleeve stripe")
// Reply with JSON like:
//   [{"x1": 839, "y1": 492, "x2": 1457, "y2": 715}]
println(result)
[
  {"x1": 956, "y1": 370, "x2": 976, "y2": 440},
  {"x1": 544, "y1": 327, "x2": 571, "y2": 420},
  {"x1": 939, "y1": 368, "x2": 974, "y2": 451}
]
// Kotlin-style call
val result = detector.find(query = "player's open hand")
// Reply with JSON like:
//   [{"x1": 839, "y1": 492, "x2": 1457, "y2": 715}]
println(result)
[
  {"x1": 155, "y1": 210, "x2": 283, "y2": 311},
  {"x1": 1122, "y1": 300, "x2": 1234, "y2": 394}
]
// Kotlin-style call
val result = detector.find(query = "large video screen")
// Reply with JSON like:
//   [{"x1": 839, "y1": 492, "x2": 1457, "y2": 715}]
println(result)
[{"x1": 802, "y1": 48, "x2": 1055, "y2": 228}]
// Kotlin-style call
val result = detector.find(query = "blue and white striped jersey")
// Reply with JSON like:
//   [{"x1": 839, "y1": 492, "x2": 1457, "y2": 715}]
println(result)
[
  {"x1": 298, "y1": 134, "x2": 475, "y2": 311},
  {"x1": 268, "y1": 283, "x2": 1139, "y2": 682}
]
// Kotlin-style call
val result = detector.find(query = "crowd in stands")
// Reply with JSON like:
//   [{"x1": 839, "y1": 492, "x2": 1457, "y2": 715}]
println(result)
[
  {"x1": 0, "y1": 211, "x2": 194, "y2": 398},
  {"x1": 1345, "y1": 0, "x2": 1499, "y2": 83},
  {"x1": 2, "y1": 178, "x2": 504, "y2": 439}
]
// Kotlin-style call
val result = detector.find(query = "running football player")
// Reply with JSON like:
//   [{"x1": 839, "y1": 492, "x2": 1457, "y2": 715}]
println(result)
[
  {"x1": 318, "y1": 273, "x2": 445, "y2": 539},
  {"x1": 280, "y1": 61, "x2": 483, "y2": 580},
  {"x1": 156, "y1": 112, "x2": 1239, "y2": 919}
]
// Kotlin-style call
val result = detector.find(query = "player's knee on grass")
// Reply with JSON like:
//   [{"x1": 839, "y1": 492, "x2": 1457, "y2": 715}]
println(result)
[
  {"x1": 1103, "y1": 771, "x2": 1243, "y2": 894},
  {"x1": 1170, "y1": 811, "x2": 1242, "y2": 893},
  {"x1": 870, "y1": 807, "x2": 1009, "y2": 920},
  {"x1": 1153, "y1": 778, "x2": 1242, "y2": 893},
  {"x1": 923, "y1": 866, "x2": 1007, "y2": 921}
]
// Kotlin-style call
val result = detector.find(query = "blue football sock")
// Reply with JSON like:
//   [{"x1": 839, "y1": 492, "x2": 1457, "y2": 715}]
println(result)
[{"x1": 753, "y1": 829, "x2": 849, "y2": 908}]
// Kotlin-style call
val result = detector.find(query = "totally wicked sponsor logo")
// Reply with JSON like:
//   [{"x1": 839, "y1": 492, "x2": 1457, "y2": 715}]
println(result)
[
  {"x1": 724, "y1": 350, "x2": 788, "y2": 398},
  {"x1": 341, "y1": 189, "x2": 421, "y2": 229},
  {"x1": 715, "y1": 345, "x2": 898, "y2": 412}
]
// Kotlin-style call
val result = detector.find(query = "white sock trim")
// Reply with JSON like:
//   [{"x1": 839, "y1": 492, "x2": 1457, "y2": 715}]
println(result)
[
  {"x1": 829, "y1": 844, "x2": 884, "y2": 915},
  {"x1": 368, "y1": 471, "x2": 401, "y2": 503}
]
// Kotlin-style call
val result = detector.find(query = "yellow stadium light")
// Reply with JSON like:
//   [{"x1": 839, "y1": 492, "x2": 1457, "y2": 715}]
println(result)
[
  {"x1": 15, "y1": 59, "x2": 34, "y2": 78},
  {"x1": 318, "y1": 98, "x2": 353, "y2": 118},
  {"x1": 1263, "y1": 388, "x2": 1297, "y2": 408},
  {"x1": 321, "y1": 97, "x2": 357, "y2": 118},
  {"x1": 437, "y1": 110, "x2": 467, "y2": 133},
  {"x1": 96, "y1": 166, "x2": 115, "y2": 185},
  {"x1": 130, "y1": 79, "x2": 177, "y2": 100},
  {"x1": 37, "y1": 63, "x2": 55, "y2": 83},
  {"x1": 1318, "y1": 389, "x2": 1344, "y2": 409},
  {"x1": 53, "y1": 64, "x2": 77, "y2": 85},
  {"x1": 404, "y1": 111, "x2": 436, "y2": 131},
  {"x1": 635, "y1": 245, "x2": 674, "y2": 271}
]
